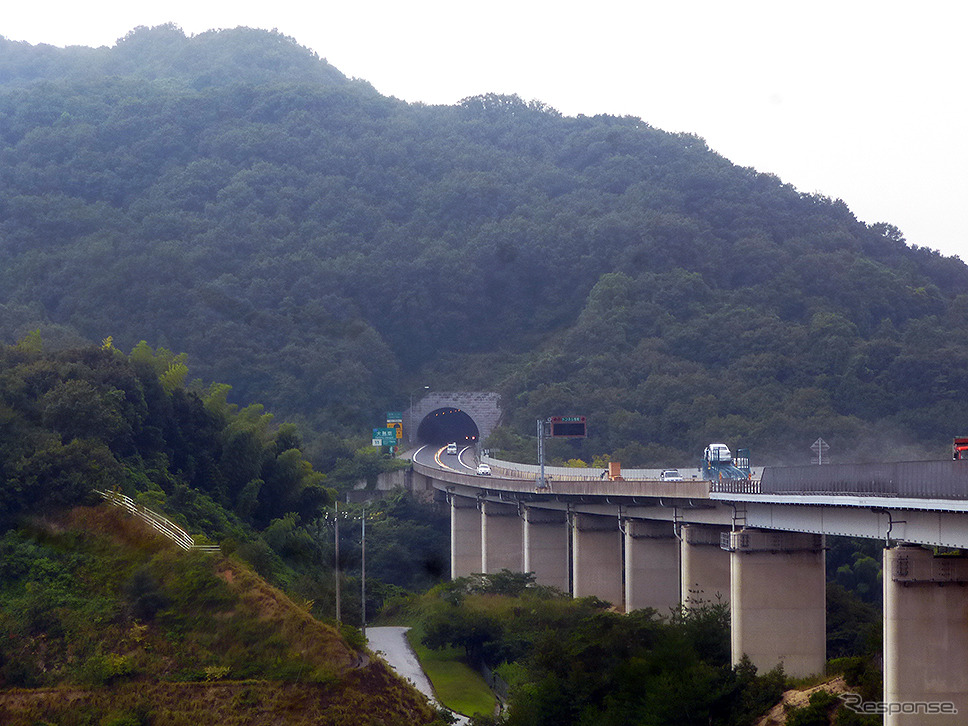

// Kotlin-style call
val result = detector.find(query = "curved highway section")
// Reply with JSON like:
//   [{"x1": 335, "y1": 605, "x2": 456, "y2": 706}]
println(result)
[{"x1": 411, "y1": 448, "x2": 968, "y2": 549}]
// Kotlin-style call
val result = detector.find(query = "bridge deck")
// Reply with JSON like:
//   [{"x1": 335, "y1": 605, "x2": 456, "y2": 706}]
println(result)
[{"x1": 416, "y1": 458, "x2": 968, "y2": 548}]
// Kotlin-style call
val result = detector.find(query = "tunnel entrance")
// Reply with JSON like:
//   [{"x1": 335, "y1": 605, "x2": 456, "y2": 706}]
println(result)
[{"x1": 417, "y1": 407, "x2": 480, "y2": 446}]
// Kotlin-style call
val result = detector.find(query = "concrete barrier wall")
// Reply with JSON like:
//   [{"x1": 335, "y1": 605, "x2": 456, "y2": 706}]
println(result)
[
  {"x1": 482, "y1": 455, "x2": 765, "y2": 483},
  {"x1": 482, "y1": 456, "x2": 677, "y2": 481},
  {"x1": 412, "y1": 459, "x2": 713, "y2": 499}
]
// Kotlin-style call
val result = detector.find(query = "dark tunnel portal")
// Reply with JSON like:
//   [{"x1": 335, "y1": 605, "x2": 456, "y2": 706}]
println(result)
[{"x1": 417, "y1": 407, "x2": 479, "y2": 446}]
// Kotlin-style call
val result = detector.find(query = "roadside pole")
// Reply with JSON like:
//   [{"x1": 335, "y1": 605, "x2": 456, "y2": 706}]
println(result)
[
  {"x1": 334, "y1": 501, "x2": 341, "y2": 623},
  {"x1": 537, "y1": 418, "x2": 548, "y2": 489}
]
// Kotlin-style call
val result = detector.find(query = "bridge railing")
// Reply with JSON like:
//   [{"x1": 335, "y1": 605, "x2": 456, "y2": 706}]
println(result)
[
  {"x1": 709, "y1": 478, "x2": 762, "y2": 494},
  {"x1": 759, "y1": 460, "x2": 968, "y2": 500}
]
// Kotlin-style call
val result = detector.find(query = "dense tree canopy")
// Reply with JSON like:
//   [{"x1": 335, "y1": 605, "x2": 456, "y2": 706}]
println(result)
[
  {"x1": 415, "y1": 576, "x2": 787, "y2": 726},
  {"x1": 0, "y1": 339, "x2": 331, "y2": 533},
  {"x1": 2, "y1": 25, "x2": 967, "y2": 466}
]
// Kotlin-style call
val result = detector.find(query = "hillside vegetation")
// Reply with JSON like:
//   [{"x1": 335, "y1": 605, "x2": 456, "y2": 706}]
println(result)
[
  {"x1": 403, "y1": 572, "x2": 787, "y2": 726},
  {"x1": 2, "y1": 25, "x2": 968, "y2": 466},
  {"x1": 0, "y1": 337, "x2": 331, "y2": 536},
  {"x1": 0, "y1": 337, "x2": 443, "y2": 723},
  {"x1": 0, "y1": 507, "x2": 438, "y2": 725},
  {"x1": 0, "y1": 334, "x2": 447, "y2": 615}
]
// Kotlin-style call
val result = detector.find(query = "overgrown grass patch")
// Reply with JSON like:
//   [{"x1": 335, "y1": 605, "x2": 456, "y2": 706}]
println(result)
[
  {"x1": 0, "y1": 510, "x2": 360, "y2": 689},
  {"x1": 405, "y1": 622, "x2": 497, "y2": 718}
]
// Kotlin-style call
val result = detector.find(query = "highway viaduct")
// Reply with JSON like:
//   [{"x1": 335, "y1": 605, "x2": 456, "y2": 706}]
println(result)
[{"x1": 410, "y1": 448, "x2": 968, "y2": 725}]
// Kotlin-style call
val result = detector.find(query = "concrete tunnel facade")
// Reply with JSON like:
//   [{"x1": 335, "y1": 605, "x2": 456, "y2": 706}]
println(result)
[{"x1": 405, "y1": 392, "x2": 501, "y2": 447}]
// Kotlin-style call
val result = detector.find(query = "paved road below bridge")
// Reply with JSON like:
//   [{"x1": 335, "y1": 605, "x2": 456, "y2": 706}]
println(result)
[{"x1": 366, "y1": 626, "x2": 470, "y2": 725}]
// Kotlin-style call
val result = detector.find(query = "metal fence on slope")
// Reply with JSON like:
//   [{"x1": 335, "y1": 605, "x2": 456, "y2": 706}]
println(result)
[{"x1": 96, "y1": 489, "x2": 220, "y2": 552}]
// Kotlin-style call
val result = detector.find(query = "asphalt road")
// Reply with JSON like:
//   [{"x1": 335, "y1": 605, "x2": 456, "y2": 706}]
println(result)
[
  {"x1": 367, "y1": 625, "x2": 470, "y2": 725},
  {"x1": 411, "y1": 443, "x2": 477, "y2": 473}
]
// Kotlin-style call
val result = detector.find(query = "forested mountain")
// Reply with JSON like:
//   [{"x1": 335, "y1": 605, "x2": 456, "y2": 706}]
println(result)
[{"x1": 2, "y1": 25, "x2": 967, "y2": 466}]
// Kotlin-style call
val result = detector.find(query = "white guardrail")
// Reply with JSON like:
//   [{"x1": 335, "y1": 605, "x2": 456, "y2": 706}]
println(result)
[{"x1": 96, "y1": 489, "x2": 220, "y2": 553}]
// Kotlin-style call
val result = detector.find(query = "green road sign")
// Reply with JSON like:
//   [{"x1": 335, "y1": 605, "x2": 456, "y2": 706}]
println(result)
[
  {"x1": 372, "y1": 428, "x2": 397, "y2": 445},
  {"x1": 387, "y1": 412, "x2": 403, "y2": 423}
]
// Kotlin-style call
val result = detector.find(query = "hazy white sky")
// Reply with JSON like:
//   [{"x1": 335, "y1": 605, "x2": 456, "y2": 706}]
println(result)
[{"x1": 4, "y1": 0, "x2": 967, "y2": 261}]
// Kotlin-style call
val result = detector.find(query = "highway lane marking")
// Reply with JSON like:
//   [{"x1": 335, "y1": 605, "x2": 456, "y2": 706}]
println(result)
[
  {"x1": 433, "y1": 445, "x2": 460, "y2": 472},
  {"x1": 457, "y1": 447, "x2": 475, "y2": 471}
]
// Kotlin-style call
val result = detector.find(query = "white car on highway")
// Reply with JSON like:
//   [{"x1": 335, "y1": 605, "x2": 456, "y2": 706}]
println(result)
[
  {"x1": 659, "y1": 469, "x2": 683, "y2": 482},
  {"x1": 476, "y1": 463, "x2": 491, "y2": 476}
]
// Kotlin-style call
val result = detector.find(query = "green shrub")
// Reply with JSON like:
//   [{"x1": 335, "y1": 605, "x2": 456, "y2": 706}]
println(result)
[
  {"x1": 157, "y1": 551, "x2": 233, "y2": 612},
  {"x1": 204, "y1": 664, "x2": 230, "y2": 681},
  {"x1": 82, "y1": 652, "x2": 133, "y2": 686},
  {"x1": 786, "y1": 690, "x2": 839, "y2": 726},
  {"x1": 308, "y1": 664, "x2": 339, "y2": 685},
  {"x1": 340, "y1": 622, "x2": 366, "y2": 650},
  {"x1": 1, "y1": 653, "x2": 41, "y2": 687},
  {"x1": 124, "y1": 566, "x2": 169, "y2": 621},
  {"x1": 828, "y1": 655, "x2": 882, "y2": 701}
]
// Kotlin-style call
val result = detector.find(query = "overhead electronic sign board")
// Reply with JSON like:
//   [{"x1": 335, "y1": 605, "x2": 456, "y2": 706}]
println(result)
[{"x1": 549, "y1": 416, "x2": 587, "y2": 438}]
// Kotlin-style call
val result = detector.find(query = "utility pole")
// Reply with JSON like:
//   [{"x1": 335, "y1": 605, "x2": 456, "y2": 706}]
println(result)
[
  {"x1": 334, "y1": 501, "x2": 341, "y2": 623},
  {"x1": 360, "y1": 503, "x2": 366, "y2": 640},
  {"x1": 537, "y1": 418, "x2": 548, "y2": 489}
]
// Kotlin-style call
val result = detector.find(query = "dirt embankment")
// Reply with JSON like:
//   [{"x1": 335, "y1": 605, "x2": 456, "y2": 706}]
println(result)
[{"x1": 755, "y1": 676, "x2": 850, "y2": 726}]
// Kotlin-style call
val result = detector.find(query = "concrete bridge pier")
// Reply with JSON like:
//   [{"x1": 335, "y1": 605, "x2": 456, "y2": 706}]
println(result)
[
  {"x1": 624, "y1": 519, "x2": 680, "y2": 614},
  {"x1": 883, "y1": 544, "x2": 968, "y2": 725},
  {"x1": 523, "y1": 506, "x2": 569, "y2": 591},
  {"x1": 408, "y1": 468, "x2": 436, "y2": 503},
  {"x1": 572, "y1": 513, "x2": 624, "y2": 607},
  {"x1": 680, "y1": 524, "x2": 730, "y2": 608},
  {"x1": 450, "y1": 494, "x2": 482, "y2": 579},
  {"x1": 481, "y1": 500, "x2": 522, "y2": 573},
  {"x1": 729, "y1": 529, "x2": 825, "y2": 679}
]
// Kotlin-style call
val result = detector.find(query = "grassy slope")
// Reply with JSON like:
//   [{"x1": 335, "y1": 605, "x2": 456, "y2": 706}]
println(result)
[
  {"x1": 405, "y1": 623, "x2": 498, "y2": 718},
  {"x1": 0, "y1": 506, "x2": 438, "y2": 725}
]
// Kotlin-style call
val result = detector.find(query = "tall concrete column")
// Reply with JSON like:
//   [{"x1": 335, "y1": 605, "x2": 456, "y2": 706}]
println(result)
[
  {"x1": 680, "y1": 524, "x2": 730, "y2": 608},
  {"x1": 572, "y1": 513, "x2": 623, "y2": 607},
  {"x1": 884, "y1": 544, "x2": 968, "y2": 725},
  {"x1": 450, "y1": 495, "x2": 481, "y2": 579},
  {"x1": 624, "y1": 519, "x2": 680, "y2": 614},
  {"x1": 481, "y1": 501, "x2": 522, "y2": 573},
  {"x1": 523, "y1": 507, "x2": 569, "y2": 591},
  {"x1": 729, "y1": 529, "x2": 825, "y2": 679}
]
